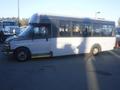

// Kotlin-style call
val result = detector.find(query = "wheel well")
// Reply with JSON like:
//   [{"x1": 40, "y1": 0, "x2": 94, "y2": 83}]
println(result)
[{"x1": 14, "y1": 46, "x2": 31, "y2": 55}]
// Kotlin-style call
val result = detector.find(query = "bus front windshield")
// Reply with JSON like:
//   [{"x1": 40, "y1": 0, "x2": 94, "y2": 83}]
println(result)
[{"x1": 19, "y1": 25, "x2": 33, "y2": 37}]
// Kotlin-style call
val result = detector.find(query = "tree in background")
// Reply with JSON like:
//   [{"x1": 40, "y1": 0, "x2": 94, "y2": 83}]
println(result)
[{"x1": 19, "y1": 18, "x2": 29, "y2": 26}]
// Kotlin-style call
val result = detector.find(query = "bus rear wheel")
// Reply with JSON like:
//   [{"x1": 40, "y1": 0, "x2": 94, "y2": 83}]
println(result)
[{"x1": 91, "y1": 45, "x2": 101, "y2": 56}]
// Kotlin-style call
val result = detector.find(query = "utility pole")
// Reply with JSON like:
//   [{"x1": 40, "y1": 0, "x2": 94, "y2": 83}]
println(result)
[{"x1": 18, "y1": 0, "x2": 20, "y2": 27}]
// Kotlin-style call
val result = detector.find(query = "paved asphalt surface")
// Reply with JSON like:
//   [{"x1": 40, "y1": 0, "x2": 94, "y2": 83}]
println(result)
[{"x1": 0, "y1": 43, "x2": 120, "y2": 90}]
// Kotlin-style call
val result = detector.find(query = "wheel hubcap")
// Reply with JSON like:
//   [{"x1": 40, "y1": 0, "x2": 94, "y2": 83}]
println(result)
[
  {"x1": 93, "y1": 48, "x2": 99, "y2": 55},
  {"x1": 18, "y1": 51, "x2": 27, "y2": 61}
]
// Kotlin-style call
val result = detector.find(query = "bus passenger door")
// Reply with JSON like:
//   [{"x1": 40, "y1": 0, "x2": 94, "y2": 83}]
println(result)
[{"x1": 32, "y1": 24, "x2": 51, "y2": 55}]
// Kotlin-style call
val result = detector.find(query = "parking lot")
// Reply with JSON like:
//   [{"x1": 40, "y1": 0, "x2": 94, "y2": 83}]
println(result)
[{"x1": 0, "y1": 43, "x2": 120, "y2": 90}]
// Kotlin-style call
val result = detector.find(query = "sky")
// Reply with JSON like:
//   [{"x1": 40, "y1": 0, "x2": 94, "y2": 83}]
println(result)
[{"x1": 0, "y1": 0, "x2": 120, "y2": 25}]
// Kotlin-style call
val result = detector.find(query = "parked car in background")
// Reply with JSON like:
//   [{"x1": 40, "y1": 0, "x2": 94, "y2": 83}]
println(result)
[{"x1": 0, "y1": 20, "x2": 20, "y2": 42}]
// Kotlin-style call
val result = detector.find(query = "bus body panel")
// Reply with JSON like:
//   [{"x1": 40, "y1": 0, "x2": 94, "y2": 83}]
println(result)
[
  {"x1": 11, "y1": 38, "x2": 51, "y2": 55},
  {"x1": 10, "y1": 37, "x2": 115, "y2": 57},
  {"x1": 51, "y1": 37, "x2": 116, "y2": 56}
]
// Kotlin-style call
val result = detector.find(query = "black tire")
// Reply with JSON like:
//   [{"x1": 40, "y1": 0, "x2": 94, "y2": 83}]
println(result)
[
  {"x1": 91, "y1": 45, "x2": 101, "y2": 56},
  {"x1": 14, "y1": 48, "x2": 31, "y2": 62}
]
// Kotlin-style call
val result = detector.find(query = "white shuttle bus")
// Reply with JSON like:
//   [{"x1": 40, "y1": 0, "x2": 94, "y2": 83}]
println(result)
[{"x1": 2, "y1": 13, "x2": 116, "y2": 61}]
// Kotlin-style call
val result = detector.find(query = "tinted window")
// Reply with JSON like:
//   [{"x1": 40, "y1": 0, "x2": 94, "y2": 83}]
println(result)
[
  {"x1": 58, "y1": 21, "x2": 71, "y2": 37},
  {"x1": 101, "y1": 25, "x2": 114, "y2": 36},
  {"x1": 81, "y1": 24, "x2": 92, "y2": 37},
  {"x1": 33, "y1": 26, "x2": 48, "y2": 39},
  {"x1": 32, "y1": 23, "x2": 52, "y2": 39},
  {"x1": 92, "y1": 24, "x2": 114, "y2": 37},
  {"x1": 33, "y1": 27, "x2": 40, "y2": 38},
  {"x1": 93, "y1": 23, "x2": 102, "y2": 36},
  {"x1": 72, "y1": 23, "x2": 82, "y2": 37}
]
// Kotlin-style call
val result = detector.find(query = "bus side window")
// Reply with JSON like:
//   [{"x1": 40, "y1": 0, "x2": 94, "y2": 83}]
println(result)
[
  {"x1": 72, "y1": 24, "x2": 81, "y2": 37},
  {"x1": 101, "y1": 25, "x2": 113, "y2": 37},
  {"x1": 33, "y1": 26, "x2": 48, "y2": 39},
  {"x1": 81, "y1": 24, "x2": 92, "y2": 37},
  {"x1": 92, "y1": 24, "x2": 101, "y2": 37},
  {"x1": 82, "y1": 28, "x2": 88, "y2": 37},
  {"x1": 59, "y1": 21, "x2": 71, "y2": 37}
]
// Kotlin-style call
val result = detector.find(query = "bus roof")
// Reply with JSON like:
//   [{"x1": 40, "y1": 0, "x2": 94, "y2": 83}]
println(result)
[{"x1": 29, "y1": 13, "x2": 115, "y2": 25}]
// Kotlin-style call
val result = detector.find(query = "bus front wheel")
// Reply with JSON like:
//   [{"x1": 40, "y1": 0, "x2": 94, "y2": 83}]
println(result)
[{"x1": 14, "y1": 48, "x2": 31, "y2": 62}]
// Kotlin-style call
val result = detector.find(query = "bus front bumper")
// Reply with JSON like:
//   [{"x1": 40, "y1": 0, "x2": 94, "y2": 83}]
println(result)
[{"x1": 1, "y1": 44, "x2": 14, "y2": 55}]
